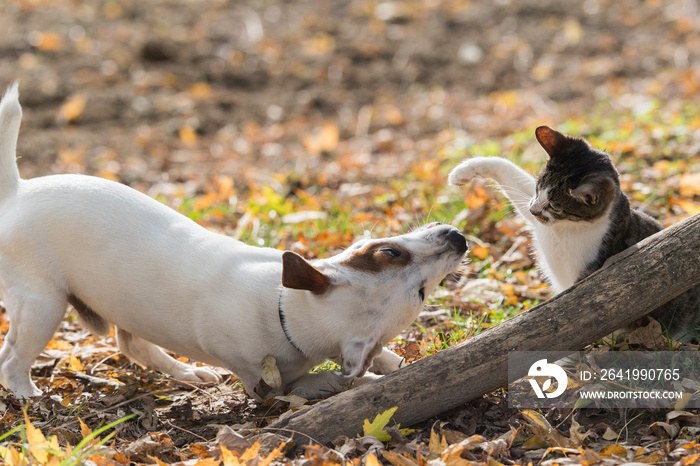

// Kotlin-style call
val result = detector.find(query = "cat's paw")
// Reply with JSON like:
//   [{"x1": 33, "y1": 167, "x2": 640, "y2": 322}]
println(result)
[{"x1": 448, "y1": 157, "x2": 493, "y2": 186}]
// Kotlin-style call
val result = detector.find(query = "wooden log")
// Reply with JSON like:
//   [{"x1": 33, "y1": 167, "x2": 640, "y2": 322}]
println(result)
[{"x1": 269, "y1": 213, "x2": 700, "y2": 445}]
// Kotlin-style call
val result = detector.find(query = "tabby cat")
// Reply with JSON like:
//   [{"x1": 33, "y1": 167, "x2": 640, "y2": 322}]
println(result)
[{"x1": 449, "y1": 126, "x2": 699, "y2": 342}]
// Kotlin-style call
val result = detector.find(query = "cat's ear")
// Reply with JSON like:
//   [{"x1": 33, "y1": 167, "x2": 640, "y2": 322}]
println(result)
[
  {"x1": 535, "y1": 126, "x2": 569, "y2": 158},
  {"x1": 571, "y1": 177, "x2": 612, "y2": 206}
]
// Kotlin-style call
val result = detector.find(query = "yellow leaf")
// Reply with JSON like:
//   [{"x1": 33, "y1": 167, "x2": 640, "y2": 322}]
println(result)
[
  {"x1": 362, "y1": 406, "x2": 397, "y2": 442},
  {"x1": 194, "y1": 192, "x2": 216, "y2": 211},
  {"x1": 190, "y1": 82, "x2": 212, "y2": 99},
  {"x1": 239, "y1": 441, "x2": 261, "y2": 461},
  {"x1": 79, "y1": 417, "x2": 92, "y2": 440},
  {"x1": 382, "y1": 450, "x2": 418, "y2": 466},
  {"x1": 470, "y1": 244, "x2": 488, "y2": 261},
  {"x1": 464, "y1": 184, "x2": 491, "y2": 209},
  {"x1": 1, "y1": 445, "x2": 23, "y2": 466},
  {"x1": 521, "y1": 436, "x2": 548, "y2": 450},
  {"x1": 563, "y1": 19, "x2": 583, "y2": 45},
  {"x1": 429, "y1": 429, "x2": 441, "y2": 455},
  {"x1": 59, "y1": 94, "x2": 87, "y2": 122},
  {"x1": 31, "y1": 31, "x2": 65, "y2": 51},
  {"x1": 220, "y1": 445, "x2": 243, "y2": 466},
  {"x1": 24, "y1": 410, "x2": 49, "y2": 463},
  {"x1": 96, "y1": 170, "x2": 119, "y2": 182},
  {"x1": 319, "y1": 121, "x2": 339, "y2": 152},
  {"x1": 148, "y1": 456, "x2": 169, "y2": 466},
  {"x1": 179, "y1": 125, "x2": 198, "y2": 146},
  {"x1": 384, "y1": 106, "x2": 404, "y2": 126},
  {"x1": 68, "y1": 353, "x2": 84, "y2": 372},
  {"x1": 679, "y1": 172, "x2": 700, "y2": 197},
  {"x1": 302, "y1": 32, "x2": 335, "y2": 56},
  {"x1": 671, "y1": 197, "x2": 700, "y2": 217},
  {"x1": 366, "y1": 453, "x2": 383, "y2": 466},
  {"x1": 521, "y1": 409, "x2": 574, "y2": 448},
  {"x1": 302, "y1": 122, "x2": 339, "y2": 154},
  {"x1": 600, "y1": 444, "x2": 628, "y2": 458},
  {"x1": 258, "y1": 442, "x2": 287, "y2": 466}
]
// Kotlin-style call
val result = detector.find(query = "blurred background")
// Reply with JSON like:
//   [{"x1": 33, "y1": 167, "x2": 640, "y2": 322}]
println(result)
[
  {"x1": 1, "y1": 0, "x2": 700, "y2": 456},
  {"x1": 2, "y1": 0, "x2": 698, "y2": 199}
]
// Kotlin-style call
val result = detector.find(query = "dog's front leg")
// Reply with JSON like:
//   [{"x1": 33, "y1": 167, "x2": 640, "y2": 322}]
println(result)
[{"x1": 116, "y1": 328, "x2": 222, "y2": 384}]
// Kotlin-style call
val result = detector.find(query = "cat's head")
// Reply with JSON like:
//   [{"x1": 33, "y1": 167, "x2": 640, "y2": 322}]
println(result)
[{"x1": 530, "y1": 126, "x2": 619, "y2": 225}]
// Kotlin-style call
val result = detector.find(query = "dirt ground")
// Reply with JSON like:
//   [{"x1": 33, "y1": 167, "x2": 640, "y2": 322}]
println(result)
[{"x1": 1, "y1": 0, "x2": 700, "y2": 464}]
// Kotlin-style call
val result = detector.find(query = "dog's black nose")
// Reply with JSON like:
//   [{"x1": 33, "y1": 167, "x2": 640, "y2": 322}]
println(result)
[{"x1": 446, "y1": 228, "x2": 467, "y2": 253}]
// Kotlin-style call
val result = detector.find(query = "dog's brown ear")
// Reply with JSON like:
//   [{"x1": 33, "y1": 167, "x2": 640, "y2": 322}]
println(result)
[{"x1": 282, "y1": 251, "x2": 331, "y2": 294}]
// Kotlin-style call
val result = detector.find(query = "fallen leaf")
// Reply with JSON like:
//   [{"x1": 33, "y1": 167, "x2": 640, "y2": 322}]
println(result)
[
  {"x1": 24, "y1": 410, "x2": 49, "y2": 464},
  {"x1": 600, "y1": 444, "x2": 628, "y2": 458},
  {"x1": 382, "y1": 449, "x2": 418, "y2": 466},
  {"x1": 179, "y1": 125, "x2": 198, "y2": 146},
  {"x1": 362, "y1": 406, "x2": 398, "y2": 442},
  {"x1": 59, "y1": 94, "x2": 87, "y2": 122},
  {"x1": 568, "y1": 418, "x2": 590, "y2": 446},
  {"x1": 220, "y1": 445, "x2": 244, "y2": 466},
  {"x1": 261, "y1": 355, "x2": 282, "y2": 389},
  {"x1": 521, "y1": 409, "x2": 574, "y2": 448},
  {"x1": 216, "y1": 426, "x2": 252, "y2": 455},
  {"x1": 679, "y1": 172, "x2": 700, "y2": 197},
  {"x1": 602, "y1": 427, "x2": 619, "y2": 441}
]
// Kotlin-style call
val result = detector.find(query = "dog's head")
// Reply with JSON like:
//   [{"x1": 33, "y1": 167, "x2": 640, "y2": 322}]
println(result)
[{"x1": 281, "y1": 223, "x2": 467, "y2": 378}]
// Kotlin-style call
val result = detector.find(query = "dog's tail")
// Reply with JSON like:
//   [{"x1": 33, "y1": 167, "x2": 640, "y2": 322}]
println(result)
[{"x1": 0, "y1": 83, "x2": 22, "y2": 199}]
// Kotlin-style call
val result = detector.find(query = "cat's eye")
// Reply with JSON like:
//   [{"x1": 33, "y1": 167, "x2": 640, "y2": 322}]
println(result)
[{"x1": 548, "y1": 203, "x2": 562, "y2": 213}]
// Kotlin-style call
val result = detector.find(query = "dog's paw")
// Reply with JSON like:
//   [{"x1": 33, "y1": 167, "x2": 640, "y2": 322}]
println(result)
[
  {"x1": 173, "y1": 366, "x2": 223, "y2": 384},
  {"x1": 448, "y1": 158, "x2": 493, "y2": 186}
]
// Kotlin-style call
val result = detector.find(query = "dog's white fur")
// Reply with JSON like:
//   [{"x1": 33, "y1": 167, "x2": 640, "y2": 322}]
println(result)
[
  {"x1": 0, "y1": 84, "x2": 467, "y2": 399},
  {"x1": 449, "y1": 156, "x2": 610, "y2": 292}
]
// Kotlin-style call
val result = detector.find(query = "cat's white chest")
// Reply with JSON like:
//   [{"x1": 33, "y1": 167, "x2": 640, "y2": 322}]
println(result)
[{"x1": 530, "y1": 210, "x2": 612, "y2": 293}]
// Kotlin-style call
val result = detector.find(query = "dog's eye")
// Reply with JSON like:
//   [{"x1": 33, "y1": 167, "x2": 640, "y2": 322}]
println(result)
[
  {"x1": 419, "y1": 287, "x2": 425, "y2": 301},
  {"x1": 379, "y1": 248, "x2": 401, "y2": 258}
]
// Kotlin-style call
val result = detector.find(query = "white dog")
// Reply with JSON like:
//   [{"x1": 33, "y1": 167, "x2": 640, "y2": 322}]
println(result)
[{"x1": 0, "y1": 84, "x2": 467, "y2": 400}]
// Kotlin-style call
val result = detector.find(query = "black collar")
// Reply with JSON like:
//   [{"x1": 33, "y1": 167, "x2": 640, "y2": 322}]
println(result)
[{"x1": 278, "y1": 290, "x2": 307, "y2": 357}]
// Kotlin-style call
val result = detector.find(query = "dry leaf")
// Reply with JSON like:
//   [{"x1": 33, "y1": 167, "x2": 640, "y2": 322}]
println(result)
[
  {"x1": 521, "y1": 409, "x2": 574, "y2": 448},
  {"x1": 600, "y1": 444, "x2": 628, "y2": 458},
  {"x1": 679, "y1": 172, "x2": 700, "y2": 197},
  {"x1": 220, "y1": 444, "x2": 244, "y2": 466},
  {"x1": 59, "y1": 94, "x2": 87, "y2": 122},
  {"x1": 568, "y1": 418, "x2": 590, "y2": 446},
  {"x1": 261, "y1": 355, "x2": 282, "y2": 389},
  {"x1": 24, "y1": 410, "x2": 49, "y2": 464},
  {"x1": 382, "y1": 449, "x2": 418, "y2": 466},
  {"x1": 602, "y1": 427, "x2": 619, "y2": 441},
  {"x1": 179, "y1": 125, "x2": 198, "y2": 146}
]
